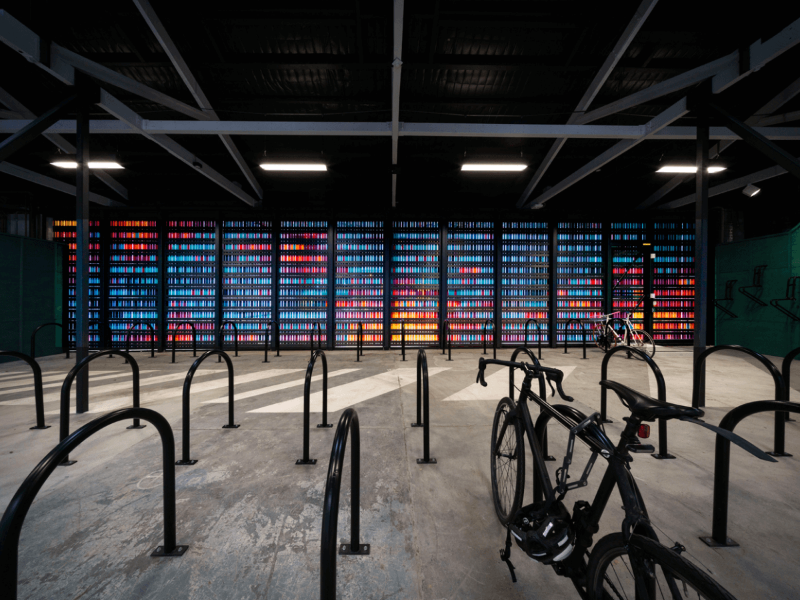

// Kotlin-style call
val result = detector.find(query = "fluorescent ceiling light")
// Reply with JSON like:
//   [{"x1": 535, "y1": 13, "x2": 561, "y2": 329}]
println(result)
[
  {"x1": 656, "y1": 166, "x2": 726, "y2": 173},
  {"x1": 742, "y1": 184, "x2": 761, "y2": 197},
  {"x1": 51, "y1": 161, "x2": 124, "y2": 169},
  {"x1": 462, "y1": 164, "x2": 527, "y2": 172},
  {"x1": 259, "y1": 163, "x2": 327, "y2": 171}
]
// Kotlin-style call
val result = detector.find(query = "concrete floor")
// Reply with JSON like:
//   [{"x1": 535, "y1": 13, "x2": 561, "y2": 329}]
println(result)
[{"x1": 0, "y1": 345, "x2": 798, "y2": 599}]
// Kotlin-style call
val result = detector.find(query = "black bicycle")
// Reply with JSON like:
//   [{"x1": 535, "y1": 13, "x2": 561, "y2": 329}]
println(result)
[{"x1": 479, "y1": 357, "x2": 775, "y2": 599}]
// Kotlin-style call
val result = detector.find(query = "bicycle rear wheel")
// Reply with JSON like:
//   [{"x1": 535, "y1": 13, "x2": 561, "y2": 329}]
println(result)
[
  {"x1": 629, "y1": 329, "x2": 656, "y2": 359},
  {"x1": 586, "y1": 533, "x2": 736, "y2": 600},
  {"x1": 490, "y1": 397, "x2": 525, "y2": 525}
]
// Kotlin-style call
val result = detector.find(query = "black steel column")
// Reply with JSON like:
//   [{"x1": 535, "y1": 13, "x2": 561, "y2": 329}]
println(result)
[
  {"x1": 548, "y1": 222, "x2": 557, "y2": 347},
  {"x1": 494, "y1": 220, "x2": 502, "y2": 347},
  {"x1": 61, "y1": 244, "x2": 69, "y2": 352},
  {"x1": 440, "y1": 222, "x2": 448, "y2": 348},
  {"x1": 602, "y1": 221, "x2": 612, "y2": 317},
  {"x1": 215, "y1": 218, "x2": 223, "y2": 346},
  {"x1": 157, "y1": 215, "x2": 167, "y2": 352},
  {"x1": 327, "y1": 221, "x2": 335, "y2": 349},
  {"x1": 99, "y1": 216, "x2": 110, "y2": 349},
  {"x1": 383, "y1": 220, "x2": 393, "y2": 349},
  {"x1": 272, "y1": 220, "x2": 281, "y2": 350},
  {"x1": 643, "y1": 245, "x2": 654, "y2": 334},
  {"x1": 74, "y1": 83, "x2": 91, "y2": 413},
  {"x1": 694, "y1": 104, "x2": 710, "y2": 362}
]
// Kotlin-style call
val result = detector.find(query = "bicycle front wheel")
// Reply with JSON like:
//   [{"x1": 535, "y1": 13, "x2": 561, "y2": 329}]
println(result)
[
  {"x1": 586, "y1": 533, "x2": 736, "y2": 600},
  {"x1": 630, "y1": 329, "x2": 656, "y2": 359},
  {"x1": 490, "y1": 397, "x2": 525, "y2": 525}
]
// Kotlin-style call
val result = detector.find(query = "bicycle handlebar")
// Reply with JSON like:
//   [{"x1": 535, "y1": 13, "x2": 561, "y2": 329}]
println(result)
[{"x1": 476, "y1": 358, "x2": 575, "y2": 403}]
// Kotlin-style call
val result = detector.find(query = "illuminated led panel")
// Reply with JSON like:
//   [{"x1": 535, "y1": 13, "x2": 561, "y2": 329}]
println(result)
[
  {"x1": 501, "y1": 222, "x2": 549, "y2": 346},
  {"x1": 653, "y1": 222, "x2": 695, "y2": 343},
  {"x1": 108, "y1": 220, "x2": 159, "y2": 349},
  {"x1": 279, "y1": 221, "x2": 328, "y2": 346},
  {"x1": 335, "y1": 221, "x2": 383, "y2": 347},
  {"x1": 53, "y1": 220, "x2": 102, "y2": 349},
  {"x1": 610, "y1": 223, "x2": 646, "y2": 330},
  {"x1": 167, "y1": 221, "x2": 216, "y2": 347},
  {"x1": 556, "y1": 222, "x2": 603, "y2": 344},
  {"x1": 447, "y1": 221, "x2": 494, "y2": 346},
  {"x1": 391, "y1": 221, "x2": 439, "y2": 347},
  {"x1": 222, "y1": 221, "x2": 272, "y2": 347}
]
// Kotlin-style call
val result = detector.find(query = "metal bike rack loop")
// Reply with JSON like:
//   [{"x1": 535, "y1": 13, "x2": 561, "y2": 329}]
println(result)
[
  {"x1": 217, "y1": 320, "x2": 238, "y2": 362},
  {"x1": 60, "y1": 350, "x2": 145, "y2": 466},
  {"x1": 401, "y1": 321, "x2": 406, "y2": 362},
  {"x1": 297, "y1": 349, "x2": 332, "y2": 466},
  {"x1": 692, "y1": 345, "x2": 789, "y2": 456},
  {"x1": 410, "y1": 349, "x2": 436, "y2": 464},
  {"x1": 700, "y1": 400, "x2": 800, "y2": 548},
  {"x1": 30, "y1": 322, "x2": 68, "y2": 359},
  {"x1": 356, "y1": 322, "x2": 364, "y2": 362},
  {"x1": 781, "y1": 346, "x2": 800, "y2": 421},
  {"x1": 508, "y1": 346, "x2": 554, "y2": 461},
  {"x1": 600, "y1": 346, "x2": 673, "y2": 459},
  {"x1": 0, "y1": 351, "x2": 49, "y2": 430},
  {"x1": 176, "y1": 349, "x2": 239, "y2": 466},
  {"x1": 563, "y1": 318, "x2": 587, "y2": 359},
  {"x1": 124, "y1": 321, "x2": 156, "y2": 363},
  {"x1": 0, "y1": 407, "x2": 188, "y2": 600},
  {"x1": 264, "y1": 320, "x2": 273, "y2": 363},
  {"x1": 482, "y1": 319, "x2": 497, "y2": 359},
  {"x1": 310, "y1": 322, "x2": 322, "y2": 360},
  {"x1": 524, "y1": 318, "x2": 544, "y2": 361},
  {"x1": 320, "y1": 408, "x2": 370, "y2": 600},
  {"x1": 170, "y1": 321, "x2": 197, "y2": 363},
  {"x1": 441, "y1": 320, "x2": 452, "y2": 361}
]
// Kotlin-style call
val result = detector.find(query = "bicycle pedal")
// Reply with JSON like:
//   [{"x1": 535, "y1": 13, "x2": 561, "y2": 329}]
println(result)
[{"x1": 626, "y1": 443, "x2": 655, "y2": 454}]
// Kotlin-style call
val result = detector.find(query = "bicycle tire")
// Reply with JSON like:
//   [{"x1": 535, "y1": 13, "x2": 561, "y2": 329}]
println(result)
[
  {"x1": 490, "y1": 397, "x2": 525, "y2": 525},
  {"x1": 586, "y1": 533, "x2": 737, "y2": 600},
  {"x1": 629, "y1": 329, "x2": 656, "y2": 359}
]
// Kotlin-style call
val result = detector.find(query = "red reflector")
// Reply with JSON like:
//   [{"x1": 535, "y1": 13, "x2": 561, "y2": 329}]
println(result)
[{"x1": 638, "y1": 424, "x2": 651, "y2": 439}]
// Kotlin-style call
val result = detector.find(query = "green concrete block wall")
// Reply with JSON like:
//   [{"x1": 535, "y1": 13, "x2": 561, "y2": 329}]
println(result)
[
  {"x1": 0, "y1": 234, "x2": 63, "y2": 360},
  {"x1": 715, "y1": 222, "x2": 800, "y2": 357}
]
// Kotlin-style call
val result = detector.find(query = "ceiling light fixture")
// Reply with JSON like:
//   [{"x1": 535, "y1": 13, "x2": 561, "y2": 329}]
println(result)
[
  {"x1": 461, "y1": 164, "x2": 527, "y2": 172},
  {"x1": 259, "y1": 163, "x2": 327, "y2": 171},
  {"x1": 656, "y1": 166, "x2": 726, "y2": 173},
  {"x1": 742, "y1": 184, "x2": 761, "y2": 197},
  {"x1": 50, "y1": 155, "x2": 123, "y2": 169}
]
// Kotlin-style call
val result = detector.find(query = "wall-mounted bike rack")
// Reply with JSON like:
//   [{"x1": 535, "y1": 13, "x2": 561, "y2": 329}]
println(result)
[
  {"x1": 692, "y1": 345, "x2": 789, "y2": 456},
  {"x1": 60, "y1": 350, "x2": 144, "y2": 465},
  {"x1": 320, "y1": 408, "x2": 370, "y2": 600},
  {"x1": 410, "y1": 349, "x2": 436, "y2": 464},
  {"x1": 0, "y1": 351, "x2": 49, "y2": 430},
  {"x1": 170, "y1": 321, "x2": 197, "y2": 363},
  {"x1": 217, "y1": 320, "x2": 238, "y2": 362},
  {"x1": 0, "y1": 407, "x2": 188, "y2": 600},
  {"x1": 738, "y1": 265, "x2": 767, "y2": 306},
  {"x1": 482, "y1": 319, "x2": 496, "y2": 359},
  {"x1": 509, "y1": 346, "x2": 553, "y2": 461},
  {"x1": 176, "y1": 349, "x2": 239, "y2": 466},
  {"x1": 263, "y1": 321, "x2": 273, "y2": 363},
  {"x1": 524, "y1": 318, "x2": 544, "y2": 361},
  {"x1": 400, "y1": 321, "x2": 406, "y2": 361},
  {"x1": 30, "y1": 322, "x2": 68, "y2": 359},
  {"x1": 441, "y1": 320, "x2": 452, "y2": 361},
  {"x1": 713, "y1": 280, "x2": 738, "y2": 318},
  {"x1": 297, "y1": 349, "x2": 331, "y2": 465},
  {"x1": 700, "y1": 400, "x2": 800, "y2": 548},
  {"x1": 563, "y1": 318, "x2": 587, "y2": 359},
  {"x1": 770, "y1": 276, "x2": 800, "y2": 322},
  {"x1": 600, "y1": 345, "x2": 673, "y2": 459},
  {"x1": 356, "y1": 322, "x2": 364, "y2": 362},
  {"x1": 124, "y1": 322, "x2": 156, "y2": 363}
]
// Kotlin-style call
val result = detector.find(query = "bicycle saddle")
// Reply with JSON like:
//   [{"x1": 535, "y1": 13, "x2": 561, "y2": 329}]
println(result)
[{"x1": 599, "y1": 380, "x2": 704, "y2": 421}]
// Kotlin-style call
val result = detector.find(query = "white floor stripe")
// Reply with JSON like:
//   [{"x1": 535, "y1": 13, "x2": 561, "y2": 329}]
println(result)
[
  {"x1": 249, "y1": 367, "x2": 449, "y2": 413},
  {"x1": 0, "y1": 371, "x2": 158, "y2": 395},
  {"x1": 201, "y1": 369, "x2": 360, "y2": 404},
  {"x1": 441, "y1": 366, "x2": 576, "y2": 401},
  {"x1": 0, "y1": 370, "x2": 124, "y2": 390}
]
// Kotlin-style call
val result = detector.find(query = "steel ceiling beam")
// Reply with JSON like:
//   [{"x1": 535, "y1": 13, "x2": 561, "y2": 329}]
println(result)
[
  {"x1": 759, "y1": 109, "x2": 800, "y2": 127},
  {"x1": 516, "y1": 0, "x2": 659, "y2": 208},
  {"x1": 0, "y1": 94, "x2": 75, "y2": 162},
  {"x1": 0, "y1": 162, "x2": 122, "y2": 207},
  {"x1": 0, "y1": 86, "x2": 128, "y2": 200},
  {"x1": 97, "y1": 91, "x2": 258, "y2": 207},
  {"x1": 132, "y1": 0, "x2": 263, "y2": 201},
  {"x1": 391, "y1": 0, "x2": 404, "y2": 208}
]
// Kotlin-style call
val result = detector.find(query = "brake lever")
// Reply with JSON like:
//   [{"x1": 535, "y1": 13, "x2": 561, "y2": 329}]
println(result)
[{"x1": 476, "y1": 358, "x2": 488, "y2": 387}]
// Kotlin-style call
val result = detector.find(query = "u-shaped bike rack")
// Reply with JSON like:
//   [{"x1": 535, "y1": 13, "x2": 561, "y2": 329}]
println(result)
[
  {"x1": 508, "y1": 346, "x2": 554, "y2": 461},
  {"x1": 320, "y1": 408, "x2": 370, "y2": 600},
  {"x1": 297, "y1": 349, "x2": 331, "y2": 466},
  {"x1": 170, "y1": 321, "x2": 197, "y2": 363},
  {"x1": 310, "y1": 322, "x2": 322, "y2": 359},
  {"x1": 482, "y1": 319, "x2": 496, "y2": 359},
  {"x1": 692, "y1": 345, "x2": 789, "y2": 456},
  {"x1": 30, "y1": 322, "x2": 68, "y2": 359},
  {"x1": 410, "y1": 349, "x2": 436, "y2": 464},
  {"x1": 0, "y1": 351, "x2": 49, "y2": 430},
  {"x1": 176, "y1": 349, "x2": 239, "y2": 466},
  {"x1": 264, "y1": 320, "x2": 273, "y2": 363},
  {"x1": 600, "y1": 346, "x2": 673, "y2": 459},
  {"x1": 441, "y1": 320, "x2": 452, "y2": 361},
  {"x1": 60, "y1": 350, "x2": 145, "y2": 465},
  {"x1": 124, "y1": 322, "x2": 156, "y2": 363},
  {"x1": 562, "y1": 318, "x2": 587, "y2": 359},
  {"x1": 356, "y1": 322, "x2": 364, "y2": 362},
  {"x1": 524, "y1": 318, "x2": 544, "y2": 361},
  {"x1": 0, "y1": 406, "x2": 188, "y2": 600},
  {"x1": 700, "y1": 400, "x2": 800, "y2": 548},
  {"x1": 217, "y1": 320, "x2": 238, "y2": 362}
]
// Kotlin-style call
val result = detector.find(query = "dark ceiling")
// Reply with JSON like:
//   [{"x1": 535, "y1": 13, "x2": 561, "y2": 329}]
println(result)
[{"x1": 2, "y1": 0, "x2": 800, "y2": 232}]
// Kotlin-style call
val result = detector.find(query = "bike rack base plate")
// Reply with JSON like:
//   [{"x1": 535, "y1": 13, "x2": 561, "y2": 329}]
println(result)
[
  {"x1": 222, "y1": 424, "x2": 241, "y2": 429},
  {"x1": 699, "y1": 536, "x2": 739, "y2": 548},
  {"x1": 151, "y1": 545, "x2": 189, "y2": 557},
  {"x1": 175, "y1": 459, "x2": 198, "y2": 466},
  {"x1": 651, "y1": 453, "x2": 676, "y2": 460},
  {"x1": 416, "y1": 458, "x2": 437, "y2": 464},
  {"x1": 59, "y1": 459, "x2": 77, "y2": 467},
  {"x1": 410, "y1": 422, "x2": 423, "y2": 427},
  {"x1": 767, "y1": 451, "x2": 793, "y2": 457},
  {"x1": 339, "y1": 543, "x2": 370, "y2": 556},
  {"x1": 316, "y1": 423, "x2": 333, "y2": 428},
  {"x1": 544, "y1": 455, "x2": 556, "y2": 462},
  {"x1": 30, "y1": 425, "x2": 52, "y2": 430},
  {"x1": 296, "y1": 459, "x2": 317, "y2": 465},
  {"x1": 126, "y1": 424, "x2": 147, "y2": 430}
]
